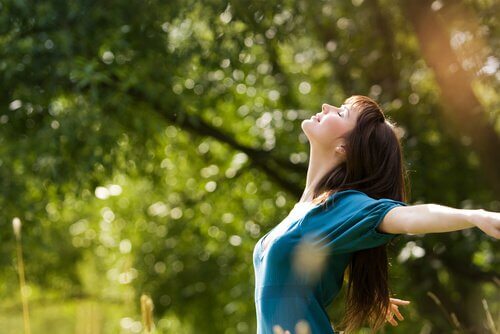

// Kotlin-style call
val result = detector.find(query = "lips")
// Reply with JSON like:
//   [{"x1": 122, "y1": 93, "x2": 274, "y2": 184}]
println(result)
[{"x1": 313, "y1": 114, "x2": 321, "y2": 122}]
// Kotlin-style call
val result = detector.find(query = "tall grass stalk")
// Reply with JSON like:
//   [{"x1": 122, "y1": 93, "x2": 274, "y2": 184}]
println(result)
[
  {"x1": 13, "y1": 217, "x2": 31, "y2": 334},
  {"x1": 141, "y1": 294, "x2": 154, "y2": 333},
  {"x1": 426, "y1": 291, "x2": 462, "y2": 331},
  {"x1": 482, "y1": 298, "x2": 497, "y2": 334}
]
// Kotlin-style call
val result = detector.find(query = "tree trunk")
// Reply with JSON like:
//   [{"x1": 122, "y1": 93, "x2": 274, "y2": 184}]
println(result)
[{"x1": 402, "y1": 0, "x2": 500, "y2": 198}]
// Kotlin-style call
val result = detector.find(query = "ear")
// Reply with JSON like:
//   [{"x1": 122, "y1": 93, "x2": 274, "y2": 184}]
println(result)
[{"x1": 335, "y1": 144, "x2": 346, "y2": 155}]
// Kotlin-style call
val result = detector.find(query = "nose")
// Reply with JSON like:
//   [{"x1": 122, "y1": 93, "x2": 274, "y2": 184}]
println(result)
[{"x1": 322, "y1": 104, "x2": 330, "y2": 113}]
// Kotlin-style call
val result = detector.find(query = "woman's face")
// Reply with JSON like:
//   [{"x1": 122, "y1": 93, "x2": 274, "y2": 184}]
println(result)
[{"x1": 301, "y1": 101, "x2": 359, "y2": 151}]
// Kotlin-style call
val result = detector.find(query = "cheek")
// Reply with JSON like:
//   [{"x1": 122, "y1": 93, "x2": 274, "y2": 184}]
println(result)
[{"x1": 323, "y1": 118, "x2": 350, "y2": 135}]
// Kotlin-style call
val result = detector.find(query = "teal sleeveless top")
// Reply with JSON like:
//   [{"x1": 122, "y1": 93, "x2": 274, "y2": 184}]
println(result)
[{"x1": 252, "y1": 189, "x2": 407, "y2": 334}]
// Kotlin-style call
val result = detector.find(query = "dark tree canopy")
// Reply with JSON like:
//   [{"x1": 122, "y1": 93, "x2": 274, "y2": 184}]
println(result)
[{"x1": 0, "y1": 0, "x2": 498, "y2": 333}]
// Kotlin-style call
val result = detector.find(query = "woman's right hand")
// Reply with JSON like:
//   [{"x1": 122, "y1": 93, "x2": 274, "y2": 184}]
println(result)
[
  {"x1": 471, "y1": 209, "x2": 500, "y2": 239},
  {"x1": 386, "y1": 298, "x2": 410, "y2": 326}
]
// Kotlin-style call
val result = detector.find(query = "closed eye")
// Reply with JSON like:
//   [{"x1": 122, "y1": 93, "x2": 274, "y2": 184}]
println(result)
[{"x1": 338, "y1": 105, "x2": 348, "y2": 118}]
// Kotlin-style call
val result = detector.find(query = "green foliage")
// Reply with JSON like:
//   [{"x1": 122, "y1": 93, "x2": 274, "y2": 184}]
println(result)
[{"x1": 0, "y1": 0, "x2": 498, "y2": 333}]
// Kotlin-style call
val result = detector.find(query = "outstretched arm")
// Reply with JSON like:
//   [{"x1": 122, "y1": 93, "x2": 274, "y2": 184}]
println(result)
[{"x1": 378, "y1": 204, "x2": 500, "y2": 239}]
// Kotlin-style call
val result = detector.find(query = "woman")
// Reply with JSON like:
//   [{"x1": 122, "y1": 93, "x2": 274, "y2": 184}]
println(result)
[{"x1": 252, "y1": 95, "x2": 500, "y2": 334}]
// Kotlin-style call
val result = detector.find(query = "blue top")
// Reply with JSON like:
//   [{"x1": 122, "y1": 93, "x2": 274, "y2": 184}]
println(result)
[{"x1": 252, "y1": 189, "x2": 408, "y2": 334}]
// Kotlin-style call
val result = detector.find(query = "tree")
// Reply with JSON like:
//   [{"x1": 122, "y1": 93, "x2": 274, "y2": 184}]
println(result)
[{"x1": 1, "y1": 0, "x2": 498, "y2": 332}]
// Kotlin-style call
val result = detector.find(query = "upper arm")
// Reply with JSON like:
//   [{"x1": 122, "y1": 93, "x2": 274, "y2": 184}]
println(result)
[{"x1": 377, "y1": 205, "x2": 411, "y2": 235}]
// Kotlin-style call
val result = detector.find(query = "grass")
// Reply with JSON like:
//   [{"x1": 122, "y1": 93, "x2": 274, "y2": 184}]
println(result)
[
  {"x1": 13, "y1": 217, "x2": 31, "y2": 334},
  {"x1": 0, "y1": 296, "x2": 186, "y2": 334}
]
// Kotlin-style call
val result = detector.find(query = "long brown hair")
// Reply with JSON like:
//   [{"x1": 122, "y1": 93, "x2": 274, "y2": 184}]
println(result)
[{"x1": 310, "y1": 95, "x2": 409, "y2": 333}]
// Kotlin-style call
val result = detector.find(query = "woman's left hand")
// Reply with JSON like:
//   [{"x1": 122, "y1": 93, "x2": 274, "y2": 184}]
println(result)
[{"x1": 386, "y1": 298, "x2": 410, "y2": 326}]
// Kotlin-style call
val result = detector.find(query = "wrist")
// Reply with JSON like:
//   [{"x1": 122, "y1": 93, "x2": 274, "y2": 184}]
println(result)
[{"x1": 467, "y1": 209, "x2": 485, "y2": 228}]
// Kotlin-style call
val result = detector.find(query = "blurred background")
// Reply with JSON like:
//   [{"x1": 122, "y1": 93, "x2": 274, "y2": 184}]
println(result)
[{"x1": 0, "y1": 0, "x2": 499, "y2": 333}]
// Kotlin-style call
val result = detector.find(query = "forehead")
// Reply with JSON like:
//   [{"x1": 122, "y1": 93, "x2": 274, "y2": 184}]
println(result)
[
  {"x1": 343, "y1": 97, "x2": 358, "y2": 107},
  {"x1": 340, "y1": 100, "x2": 361, "y2": 123},
  {"x1": 341, "y1": 99, "x2": 356, "y2": 113},
  {"x1": 342, "y1": 98, "x2": 362, "y2": 114}
]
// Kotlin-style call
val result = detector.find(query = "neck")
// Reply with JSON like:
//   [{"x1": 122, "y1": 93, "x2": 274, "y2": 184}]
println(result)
[{"x1": 299, "y1": 145, "x2": 343, "y2": 202}]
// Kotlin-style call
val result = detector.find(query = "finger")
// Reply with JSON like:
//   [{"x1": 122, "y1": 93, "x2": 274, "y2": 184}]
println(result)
[
  {"x1": 389, "y1": 298, "x2": 411, "y2": 305},
  {"x1": 389, "y1": 298, "x2": 411, "y2": 304},
  {"x1": 386, "y1": 314, "x2": 398, "y2": 326},
  {"x1": 392, "y1": 304, "x2": 404, "y2": 321}
]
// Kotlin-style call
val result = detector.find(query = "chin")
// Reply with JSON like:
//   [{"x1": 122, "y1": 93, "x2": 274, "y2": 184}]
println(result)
[
  {"x1": 300, "y1": 120, "x2": 310, "y2": 133},
  {"x1": 300, "y1": 122, "x2": 315, "y2": 140},
  {"x1": 301, "y1": 119, "x2": 317, "y2": 131}
]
